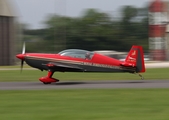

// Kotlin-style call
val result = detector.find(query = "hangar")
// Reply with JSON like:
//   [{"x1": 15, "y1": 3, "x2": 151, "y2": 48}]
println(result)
[{"x1": 0, "y1": 0, "x2": 16, "y2": 65}]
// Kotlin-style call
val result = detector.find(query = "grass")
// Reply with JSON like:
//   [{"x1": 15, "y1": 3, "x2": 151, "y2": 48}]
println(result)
[
  {"x1": 1, "y1": 89, "x2": 169, "y2": 120},
  {"x1": 1, "y1": 66, "x2": 169, "y2": 120},
  {"x1": 0, "y1": 68, "x2": 169, "y2": 82}
]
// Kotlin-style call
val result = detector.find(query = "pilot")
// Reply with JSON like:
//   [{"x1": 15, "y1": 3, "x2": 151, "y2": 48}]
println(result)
[{"x1": 85, "y1": 52, "x2": 90, "y2": 59}]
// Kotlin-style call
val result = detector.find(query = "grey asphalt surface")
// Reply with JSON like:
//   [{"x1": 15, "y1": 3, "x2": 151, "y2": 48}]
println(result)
[{"x1": 0, "y1": 80, "x2": 169, "y2": 90}]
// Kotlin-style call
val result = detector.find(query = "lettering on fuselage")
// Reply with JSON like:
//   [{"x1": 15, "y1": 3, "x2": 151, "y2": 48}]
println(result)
[{"x1": 83, "y1": 62, "x2": 122, "y2": 70}]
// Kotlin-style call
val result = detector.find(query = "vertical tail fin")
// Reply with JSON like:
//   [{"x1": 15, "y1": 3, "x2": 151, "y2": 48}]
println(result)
[{"x1": 125, "y1": 45, "x2": 145, "y2": 73}]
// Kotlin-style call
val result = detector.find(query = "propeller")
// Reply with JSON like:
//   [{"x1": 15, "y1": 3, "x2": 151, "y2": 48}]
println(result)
[
  {"x1": 21, "y1": 58, "x2": 24, "y2": 73},
  {"x1": 22, "y1": 42, "x2": 25, "y2": 54},
  {"x1": 20, "y1": 42, "x2": 25, "y2": 72}
]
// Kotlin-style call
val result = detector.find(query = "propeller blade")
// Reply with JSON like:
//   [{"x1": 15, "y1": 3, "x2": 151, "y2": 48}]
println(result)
[
  {"x1": 22, "y1": 42, "x2": 25, "y2": 54},
  {"x1": 20, "y1": 60, "x2": 24, "y2": 73},
  {"x1": 20, "y1": 42, "x2": 25, "y2": 73}
]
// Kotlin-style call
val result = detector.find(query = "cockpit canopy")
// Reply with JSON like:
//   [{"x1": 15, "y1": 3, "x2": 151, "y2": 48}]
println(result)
[{"x1": 58, "y1": 49, "x2": 94, "y2": 60}]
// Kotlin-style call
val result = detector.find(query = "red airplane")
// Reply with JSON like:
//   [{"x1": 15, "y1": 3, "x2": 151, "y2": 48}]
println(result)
[{"x1": 16, "y1": 44, "x2": 145, "y2": 84}]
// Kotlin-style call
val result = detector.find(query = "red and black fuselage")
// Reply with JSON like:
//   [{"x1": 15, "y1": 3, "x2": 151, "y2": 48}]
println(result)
[{"x1": 16, "y1": 46, "x2": 145, "y2": 84}]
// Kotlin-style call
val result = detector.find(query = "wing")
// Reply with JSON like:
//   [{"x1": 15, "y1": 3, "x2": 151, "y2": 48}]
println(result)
[{"x1": 44, "y1": 62, "x2": 84, "y2": 72}]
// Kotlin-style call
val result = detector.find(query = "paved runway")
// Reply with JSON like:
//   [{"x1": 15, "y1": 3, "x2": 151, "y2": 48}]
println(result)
[{"x1": 0, "y1": 80, "x2": 169, "y2": 90}]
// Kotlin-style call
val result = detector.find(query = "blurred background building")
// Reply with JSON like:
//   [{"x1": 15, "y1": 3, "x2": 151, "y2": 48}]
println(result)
[
  {"x1": 166, "y1": 2, "x2": 169, "y2": 60},
  {"x1": 1, "y1": 0, "x2": 169, "y2": 65},
  {"x1": 0, "y1": 0, "x2": 16, "y2": 65},
  {"x1": 149, "y1": 0, "x2": 169, "y2": 61}
]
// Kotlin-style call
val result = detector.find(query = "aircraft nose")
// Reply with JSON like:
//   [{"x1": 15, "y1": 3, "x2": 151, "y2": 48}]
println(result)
[{"x1": 16, "y1": 54, "x2": 25, "y2": 60}]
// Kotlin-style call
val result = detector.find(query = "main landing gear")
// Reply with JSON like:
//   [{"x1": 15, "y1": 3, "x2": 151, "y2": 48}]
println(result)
[{"x1": 39, "y1": 70, "x2": 59, "y2": 84}]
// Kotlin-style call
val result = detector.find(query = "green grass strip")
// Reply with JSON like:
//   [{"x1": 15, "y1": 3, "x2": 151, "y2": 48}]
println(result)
[
  {"x1": 0, "y1": 89, "x2": 169, "y2": 120},
  {"x1": 0, "y1": 68, "x2": 169, "y2": 81}
]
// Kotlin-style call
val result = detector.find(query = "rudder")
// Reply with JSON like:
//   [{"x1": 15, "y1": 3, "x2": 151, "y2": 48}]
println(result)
[{"x1": 125, "y1": 45, "x2": 145, "y2": 73}]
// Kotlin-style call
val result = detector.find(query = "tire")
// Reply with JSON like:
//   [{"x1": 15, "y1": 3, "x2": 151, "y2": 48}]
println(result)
[{"x1": 43, "y1": 82, "x2": 51, "y2": 84}]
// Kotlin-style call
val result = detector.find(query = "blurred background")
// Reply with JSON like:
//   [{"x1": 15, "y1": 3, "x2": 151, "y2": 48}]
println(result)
[{"x1": 0, "y1": 0, "x2": 169, "y2": 66}]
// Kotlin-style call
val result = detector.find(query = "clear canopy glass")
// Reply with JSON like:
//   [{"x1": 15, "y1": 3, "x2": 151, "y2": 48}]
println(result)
[{"x1": 58, "y1": 49, "x2": 94, "y2": 60}]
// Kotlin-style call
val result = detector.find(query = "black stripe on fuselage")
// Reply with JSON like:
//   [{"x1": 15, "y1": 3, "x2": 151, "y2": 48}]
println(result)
[{"x1": 25, "y1": 56, "x2": 136, "y2": 72}]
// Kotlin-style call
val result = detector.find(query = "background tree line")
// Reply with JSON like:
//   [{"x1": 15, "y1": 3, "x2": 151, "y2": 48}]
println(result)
[{"x1": 20, "y1": 5, "x2": 149, "y2": 53}]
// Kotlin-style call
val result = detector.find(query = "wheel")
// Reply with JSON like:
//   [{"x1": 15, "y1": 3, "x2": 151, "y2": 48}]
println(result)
[
  {"x1": 141, "y1": 77, "x2": 144, "y2": 80},
  {"x1": 43, "y1": 82, "x2": 51, "y2": 84}
]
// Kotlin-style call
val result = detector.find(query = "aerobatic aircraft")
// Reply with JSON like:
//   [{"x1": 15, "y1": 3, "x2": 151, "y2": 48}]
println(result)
[{"x1": 16, "y1": 44, "x2": 145, "y2": 84}]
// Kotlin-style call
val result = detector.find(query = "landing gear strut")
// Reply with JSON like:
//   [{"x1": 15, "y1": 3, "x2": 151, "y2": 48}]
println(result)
[
  {"x1": 135, "y1": 72, "x2": 144, "y2": 80},
  {"x1": 39, "y1": 70, "x2": 59, "y2": 84},
  {"x1": 138, "y1": 73, "x2": 144, "y2": 80}
]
